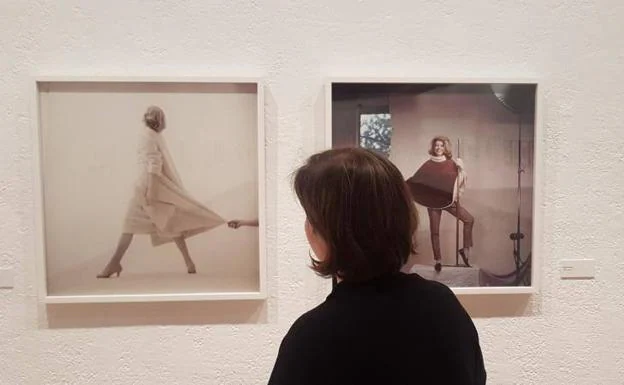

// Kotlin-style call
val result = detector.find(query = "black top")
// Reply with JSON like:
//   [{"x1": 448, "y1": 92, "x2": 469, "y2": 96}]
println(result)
[{"x1": 267, "y1": 272, "x2": 486, "y2": 385}]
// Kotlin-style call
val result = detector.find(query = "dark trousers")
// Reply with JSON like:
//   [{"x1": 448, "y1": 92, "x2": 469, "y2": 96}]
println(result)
[{"x1": 427, "y1": 203, "x2": 474, "y2": 261}]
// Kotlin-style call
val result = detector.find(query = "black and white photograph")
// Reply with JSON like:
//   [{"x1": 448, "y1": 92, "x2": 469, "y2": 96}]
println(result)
[
  {"x1": 329, "y1": 80, "x2": 539, "y2": 290},
  {"x1": 35, "y1": 78, "x2": 265, "y2": 302}
]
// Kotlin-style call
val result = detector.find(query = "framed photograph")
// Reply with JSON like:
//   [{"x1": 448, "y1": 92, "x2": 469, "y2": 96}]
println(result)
[
  {"x1": 32, "y1": 76, "x2": 267, "y2": 303},
  {"x1": 325, "y1": 78, "x2": 542, "y2": 295}
]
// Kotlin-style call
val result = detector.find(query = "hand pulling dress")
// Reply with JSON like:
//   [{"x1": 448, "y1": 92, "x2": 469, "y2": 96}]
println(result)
[{"x1": 122, "y1": 127, "x2": 226, "y2": 246}]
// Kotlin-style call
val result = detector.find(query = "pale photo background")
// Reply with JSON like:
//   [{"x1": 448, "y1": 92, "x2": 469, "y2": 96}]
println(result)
[{"x1": 38, "y1": 82, "x2": 260, "y2": 296}]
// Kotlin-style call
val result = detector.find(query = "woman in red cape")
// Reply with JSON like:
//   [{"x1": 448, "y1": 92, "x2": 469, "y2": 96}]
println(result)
[{"x1": 406, "y1": 135, "x2": 474, "y2": 272}]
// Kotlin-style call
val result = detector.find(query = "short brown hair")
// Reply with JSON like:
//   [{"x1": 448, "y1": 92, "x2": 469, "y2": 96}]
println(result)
[
  {"x1": 428, "y1": 135, "x2": 453, "y2": 158},
  {"x1": 293, "y1": 147, "x2": 419, "y2": 282}
]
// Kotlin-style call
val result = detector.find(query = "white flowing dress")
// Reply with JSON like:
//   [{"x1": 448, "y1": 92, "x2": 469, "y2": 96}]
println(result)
[{"x1": 122, "y1": 127, "x2": 226, "y2": 246}]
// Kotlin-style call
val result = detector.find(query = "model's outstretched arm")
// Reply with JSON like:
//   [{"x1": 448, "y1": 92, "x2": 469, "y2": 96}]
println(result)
[{"x1": 228, "y1": 219, "x2": 259, "y2": 229}]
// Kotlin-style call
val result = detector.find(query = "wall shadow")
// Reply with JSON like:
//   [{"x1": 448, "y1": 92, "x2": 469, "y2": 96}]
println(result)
[
  {"x1": 312, "y1": 82, "x2": 328, "y2": 151},
  {"x1": 458, "y1": 293, "x2": 538, "y2": 319},
  {"x1": 43, "y1": 299, "x2": 267, "y2": 329},
  {"x1": 262, "y1": 84, "x2": 279, "y2": 325}
]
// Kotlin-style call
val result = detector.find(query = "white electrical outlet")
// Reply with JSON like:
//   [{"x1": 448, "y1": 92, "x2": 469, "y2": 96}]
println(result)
[{"x1": 560, "y1": 259, "x2": 595, "y2": 279}]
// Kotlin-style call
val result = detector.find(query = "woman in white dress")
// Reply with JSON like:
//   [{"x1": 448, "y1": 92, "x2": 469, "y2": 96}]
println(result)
[{"x1": 97, "y1": 106, "x2": 226, "y2": 278}]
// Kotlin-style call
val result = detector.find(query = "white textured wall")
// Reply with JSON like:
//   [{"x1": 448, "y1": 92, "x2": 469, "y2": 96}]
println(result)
[{"x1": 1, "y1": 1, "x2": 623, "y2": 384}]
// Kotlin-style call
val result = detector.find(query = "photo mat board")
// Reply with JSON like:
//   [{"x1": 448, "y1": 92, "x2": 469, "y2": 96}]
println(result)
[
  {"x1": 33, "y1": 77, "x2": 267, "y2": 303},
  {"x1": 326, "y1": 79, "x2": 541, "y2": 294}
]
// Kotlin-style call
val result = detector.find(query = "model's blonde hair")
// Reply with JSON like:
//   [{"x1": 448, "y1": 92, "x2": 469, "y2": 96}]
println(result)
[
  {"x1": 428, "y1": 135, "x2": 453, "y2": 158},
  {"x1": 143, "y1": 105, "x2": 166, "y2": 132}
]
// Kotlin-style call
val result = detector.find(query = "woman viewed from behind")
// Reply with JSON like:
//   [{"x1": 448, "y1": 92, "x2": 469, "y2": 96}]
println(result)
[{"x1": 268, "y1": 147, "x2": 486, "y2": 385}]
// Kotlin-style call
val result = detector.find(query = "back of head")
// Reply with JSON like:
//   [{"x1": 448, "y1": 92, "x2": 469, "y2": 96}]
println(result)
[
  {"x1": 144, "y1": 105, "x2": 166, "y2": 132},
  {"x1": 293, "y1": 147, "x2": 419, "y2": 283}
]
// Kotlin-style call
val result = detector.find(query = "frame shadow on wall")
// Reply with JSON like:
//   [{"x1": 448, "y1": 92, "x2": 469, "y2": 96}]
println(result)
[
  {"x1": 325, "y1": 78, "x2": 543, "y2": 315},
  {"x1": 32, "y1": 76, "x2": 277, "y2": 328}
]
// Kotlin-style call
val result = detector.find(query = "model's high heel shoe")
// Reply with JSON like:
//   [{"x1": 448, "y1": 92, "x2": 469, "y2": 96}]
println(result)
[
  {"x1": 434, "y1": 259, "x2": 442, "y2": 273},
  {"x1": 97, "y1": 264, "x2": 123, "y2": 278},
  {"x1": 458, "y1": 249, "x2": 471, "y2": 267},
  {"x1": 187, "y1": 264, "x2": 196, "y2": 274}
]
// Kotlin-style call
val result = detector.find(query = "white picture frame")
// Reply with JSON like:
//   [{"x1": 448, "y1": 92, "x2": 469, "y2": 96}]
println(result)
[
  {"x1": 324, "y1": 77, "x2": 543, "y2": 295},
  {"x1": 32, "y1": 76, "x2": 267, "y2": 304}
]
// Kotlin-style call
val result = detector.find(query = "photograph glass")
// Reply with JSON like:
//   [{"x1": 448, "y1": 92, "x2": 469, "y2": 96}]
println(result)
[
  {"x1": 330, "y1": 81, "x2": 538, "y2": 290},
  {"x1": 36, "y1": 79, "x2": 264, "y2": 302}
]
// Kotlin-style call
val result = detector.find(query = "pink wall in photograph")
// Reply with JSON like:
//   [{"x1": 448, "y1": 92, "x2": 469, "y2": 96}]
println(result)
[
  {"x1": 389, "y1": 85, "x2": 534, "y2": 275},
  {"x1": 332, "y1": 84, "x2": 535, "y2": 276}
]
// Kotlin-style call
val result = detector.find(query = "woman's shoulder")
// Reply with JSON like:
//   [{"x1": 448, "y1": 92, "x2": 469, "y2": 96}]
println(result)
[
  {"x1": 290, "y1": 301, "x2": 333, "y2": 329},
  {"x1": 143, "y1": 127, "x2": 160, "y2": 139},
  {"x1": 411, "y1": 272, "x2": 459, "y2": 293},
  {"x1": 402, "y1": 272, "x2": 452, "y2": 292},
  {"x1": 139, "y1": 128, "x2": 161, "y2": 146},
  {"x1": 399, "y1": 273, "x2": 467, "y2": 312},
  {"x1": 276, "y1": 302, "x2": 333, "y2": 353}
]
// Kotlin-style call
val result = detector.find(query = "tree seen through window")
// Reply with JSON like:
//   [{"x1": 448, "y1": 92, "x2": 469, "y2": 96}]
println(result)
[{"x1": 359, "y1": 113, "x2": 393, "y2": 157}]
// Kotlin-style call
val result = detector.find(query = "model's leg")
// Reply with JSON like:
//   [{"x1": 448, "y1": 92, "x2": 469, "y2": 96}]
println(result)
[
  {"x1": 427, "y1": 208, "x2": 443, "y2": 272},
  {"x1": 97, "y1": 233, "x2": 133, "y2": 278},
  {"x1": 446, "y1": 203, "x2": 475, "y2": 265},
  {"x1": 174, "y1": 236, "x2": 196, "y2": 274}
]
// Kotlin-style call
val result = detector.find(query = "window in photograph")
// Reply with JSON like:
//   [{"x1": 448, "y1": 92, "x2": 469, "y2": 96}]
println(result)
[{"x1": 359, "y1": 112, "x2": 393, "y2": 157}]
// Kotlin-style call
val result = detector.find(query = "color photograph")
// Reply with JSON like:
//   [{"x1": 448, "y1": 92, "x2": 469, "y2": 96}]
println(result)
[
  {"x1": 329, "y1": 80, "x2": 538, "y2": 290},
  {"x1": 35, "y1": 78, "x2": 265, "y2": 302}
]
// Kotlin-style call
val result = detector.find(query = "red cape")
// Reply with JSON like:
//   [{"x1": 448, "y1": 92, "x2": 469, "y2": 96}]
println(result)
[{"x1": 406, "y1": 159, "x2": 458, "y2": 209}]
